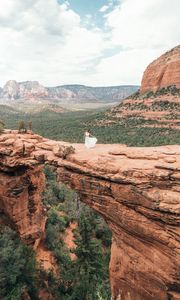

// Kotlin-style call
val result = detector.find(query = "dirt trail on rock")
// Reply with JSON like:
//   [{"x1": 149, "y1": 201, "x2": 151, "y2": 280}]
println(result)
[{"x1": 36, "y1": 242, "x2": 58, "y2": 274}]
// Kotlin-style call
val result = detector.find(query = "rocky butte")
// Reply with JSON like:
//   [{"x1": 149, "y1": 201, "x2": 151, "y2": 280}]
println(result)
[
  {"x1": 106, "y1": 45, "x2": 180, "y2": 131},
  {"x1": 141, "y1": 45, "x2": 180, "y2": 93},
  {"x1": 0, "y1": 131, "x2": 180, "y2": 300}
]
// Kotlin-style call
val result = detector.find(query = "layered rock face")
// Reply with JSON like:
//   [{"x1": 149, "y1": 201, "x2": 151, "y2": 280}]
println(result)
[
  {"x1": 141, "y1": 46, "x2": 180, "y2": 93},
  {"x1": 0, "y1": 164, "x2": 45, "y2": 246},
  {"x1": 2, "y1": 80, "x2": 48, "y2": 100},
  {"x1": 0, "y1": 131, "x2": 180, "y2": 300},
  {"x1": 0, "y1": 134, "x2": 47, "y2": 246}
]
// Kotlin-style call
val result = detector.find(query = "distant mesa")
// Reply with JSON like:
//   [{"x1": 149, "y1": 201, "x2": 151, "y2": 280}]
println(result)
[
  {"x1": 0, "y1": 80, "x2": 139, "y2": 103},
  {"x1": 1, "y1": 80, "x2": 48, "y2": 101}
]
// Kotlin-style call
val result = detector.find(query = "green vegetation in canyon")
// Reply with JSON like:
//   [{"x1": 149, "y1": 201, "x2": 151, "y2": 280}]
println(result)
[
  {"x1": 42, "y1": 165, "x2": 111, "y2": 300},
  {"x1": 0, "y1": 165, "x2": 111, "y2": 300},
  {"x1": 0, "y1": 227, "x2": 39, "y2": 300}
]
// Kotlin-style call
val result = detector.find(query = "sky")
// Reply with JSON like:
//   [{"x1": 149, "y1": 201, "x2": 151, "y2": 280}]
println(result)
[{"x1": 0, "y1": 0, "x2": 179, "y2": 87}]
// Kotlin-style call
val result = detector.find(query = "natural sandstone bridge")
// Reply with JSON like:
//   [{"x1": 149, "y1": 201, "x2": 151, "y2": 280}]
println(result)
[{"x1": 0, "y1": 131, "x2": 180, "y2": 300}]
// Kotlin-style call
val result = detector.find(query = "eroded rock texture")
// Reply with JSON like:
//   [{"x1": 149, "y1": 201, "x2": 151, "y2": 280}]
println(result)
[
  {"x1": 0, "y1": 152, "x2": 46, "y2": 246},
  {"x1": 141, "y1": 45, "x2": 180, "y2": 93},
  {"x1": 106, "y1": 46, "x2": 180, "y2": 131},
  {"x1": 0, "y1": 131, "x2": 180, "y2": 300}
]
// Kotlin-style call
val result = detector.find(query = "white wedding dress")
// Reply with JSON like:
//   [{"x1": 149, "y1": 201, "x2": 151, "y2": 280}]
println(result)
[{"x1": 85, "y1": 132, "x2": 97, "y2": 148}]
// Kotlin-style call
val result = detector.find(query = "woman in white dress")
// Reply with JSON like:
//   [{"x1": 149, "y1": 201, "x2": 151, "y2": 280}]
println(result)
[{"x1": 84, "y1": 130, "x2": 97, "y2": 149}]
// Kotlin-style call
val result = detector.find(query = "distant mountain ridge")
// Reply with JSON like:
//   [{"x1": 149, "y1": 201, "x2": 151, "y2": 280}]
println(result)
[{"x1": 0, "y1": 80, "x2": 139, "y2": 103}]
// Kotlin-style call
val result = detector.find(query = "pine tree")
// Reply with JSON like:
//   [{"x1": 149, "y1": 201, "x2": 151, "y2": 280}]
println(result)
[
  {"x1": 0, "y1": 227, "x2": 39, "y2": 300},
  {"x1": 68, "y1": 213, "x2": 104, "y2": 300}
]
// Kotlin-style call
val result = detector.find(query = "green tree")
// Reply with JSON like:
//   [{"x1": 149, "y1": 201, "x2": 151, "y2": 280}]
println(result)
[
  {"x1": 29, "y1": 121, "x2": 32, "y2": 132},
  {"x1": 59, "y1": 213, "x2": 111, "y2": 300},
  {"x1": 42, "y1": 164, "x2": 111, "y2": 299},
  {"x1": 18, "y1": 120, "x2": 26, "y2": 133},
  {"x1": 0, "y1": 120, "x2": 4, "y2": 134},
  {"x1": 0, "y1": 227, "x2": 39, "y2": 300}
]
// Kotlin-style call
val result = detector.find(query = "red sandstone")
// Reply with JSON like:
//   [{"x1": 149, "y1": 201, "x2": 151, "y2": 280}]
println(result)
[
  {"x1": 141, "y1": 46, "x2": 180, "y2": 93},
  {"x1": 0, "y1": 131, "x2": 180, "y2": 300}
]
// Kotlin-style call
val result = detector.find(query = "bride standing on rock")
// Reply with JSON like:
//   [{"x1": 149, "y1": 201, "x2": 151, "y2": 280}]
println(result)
[{"x1": 84, "y1": 129, "x2": 97, "y2": 149}]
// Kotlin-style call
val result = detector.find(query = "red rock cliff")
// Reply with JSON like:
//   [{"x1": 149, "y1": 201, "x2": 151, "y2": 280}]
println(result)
[
  {"x1": 0, "y1": 131, "x2": 180, "y2": 300},
  {"x1": 0, "y1": 133, "x2": 47, "y2": 246},
  {"x1": 107, "y1": 46, "x2": 180, "y2": 131},
  {"x1": 141, "y1": 45, "x2": 180, "y2": 93}
]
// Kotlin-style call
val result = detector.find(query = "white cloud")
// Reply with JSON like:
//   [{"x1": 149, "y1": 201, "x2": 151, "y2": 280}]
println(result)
[
  {"x1": 87, "y1": 48, "x2": 161, "y2": 86},
  {"x1": 105, "y1": 0, "x2": 180, "y2": 50},
  {"x1": 0, "y1": 0, "x2": 105, "y2": 86},
  {"x1": 90, "y1": 0, "x2": 180, "y2": 86},
  {"x1": 99, "y1": 5, "x2": 109, "y2": 13},
  {"x1": 0, "y1": 0, "x2": 179, "y2": 87}
]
